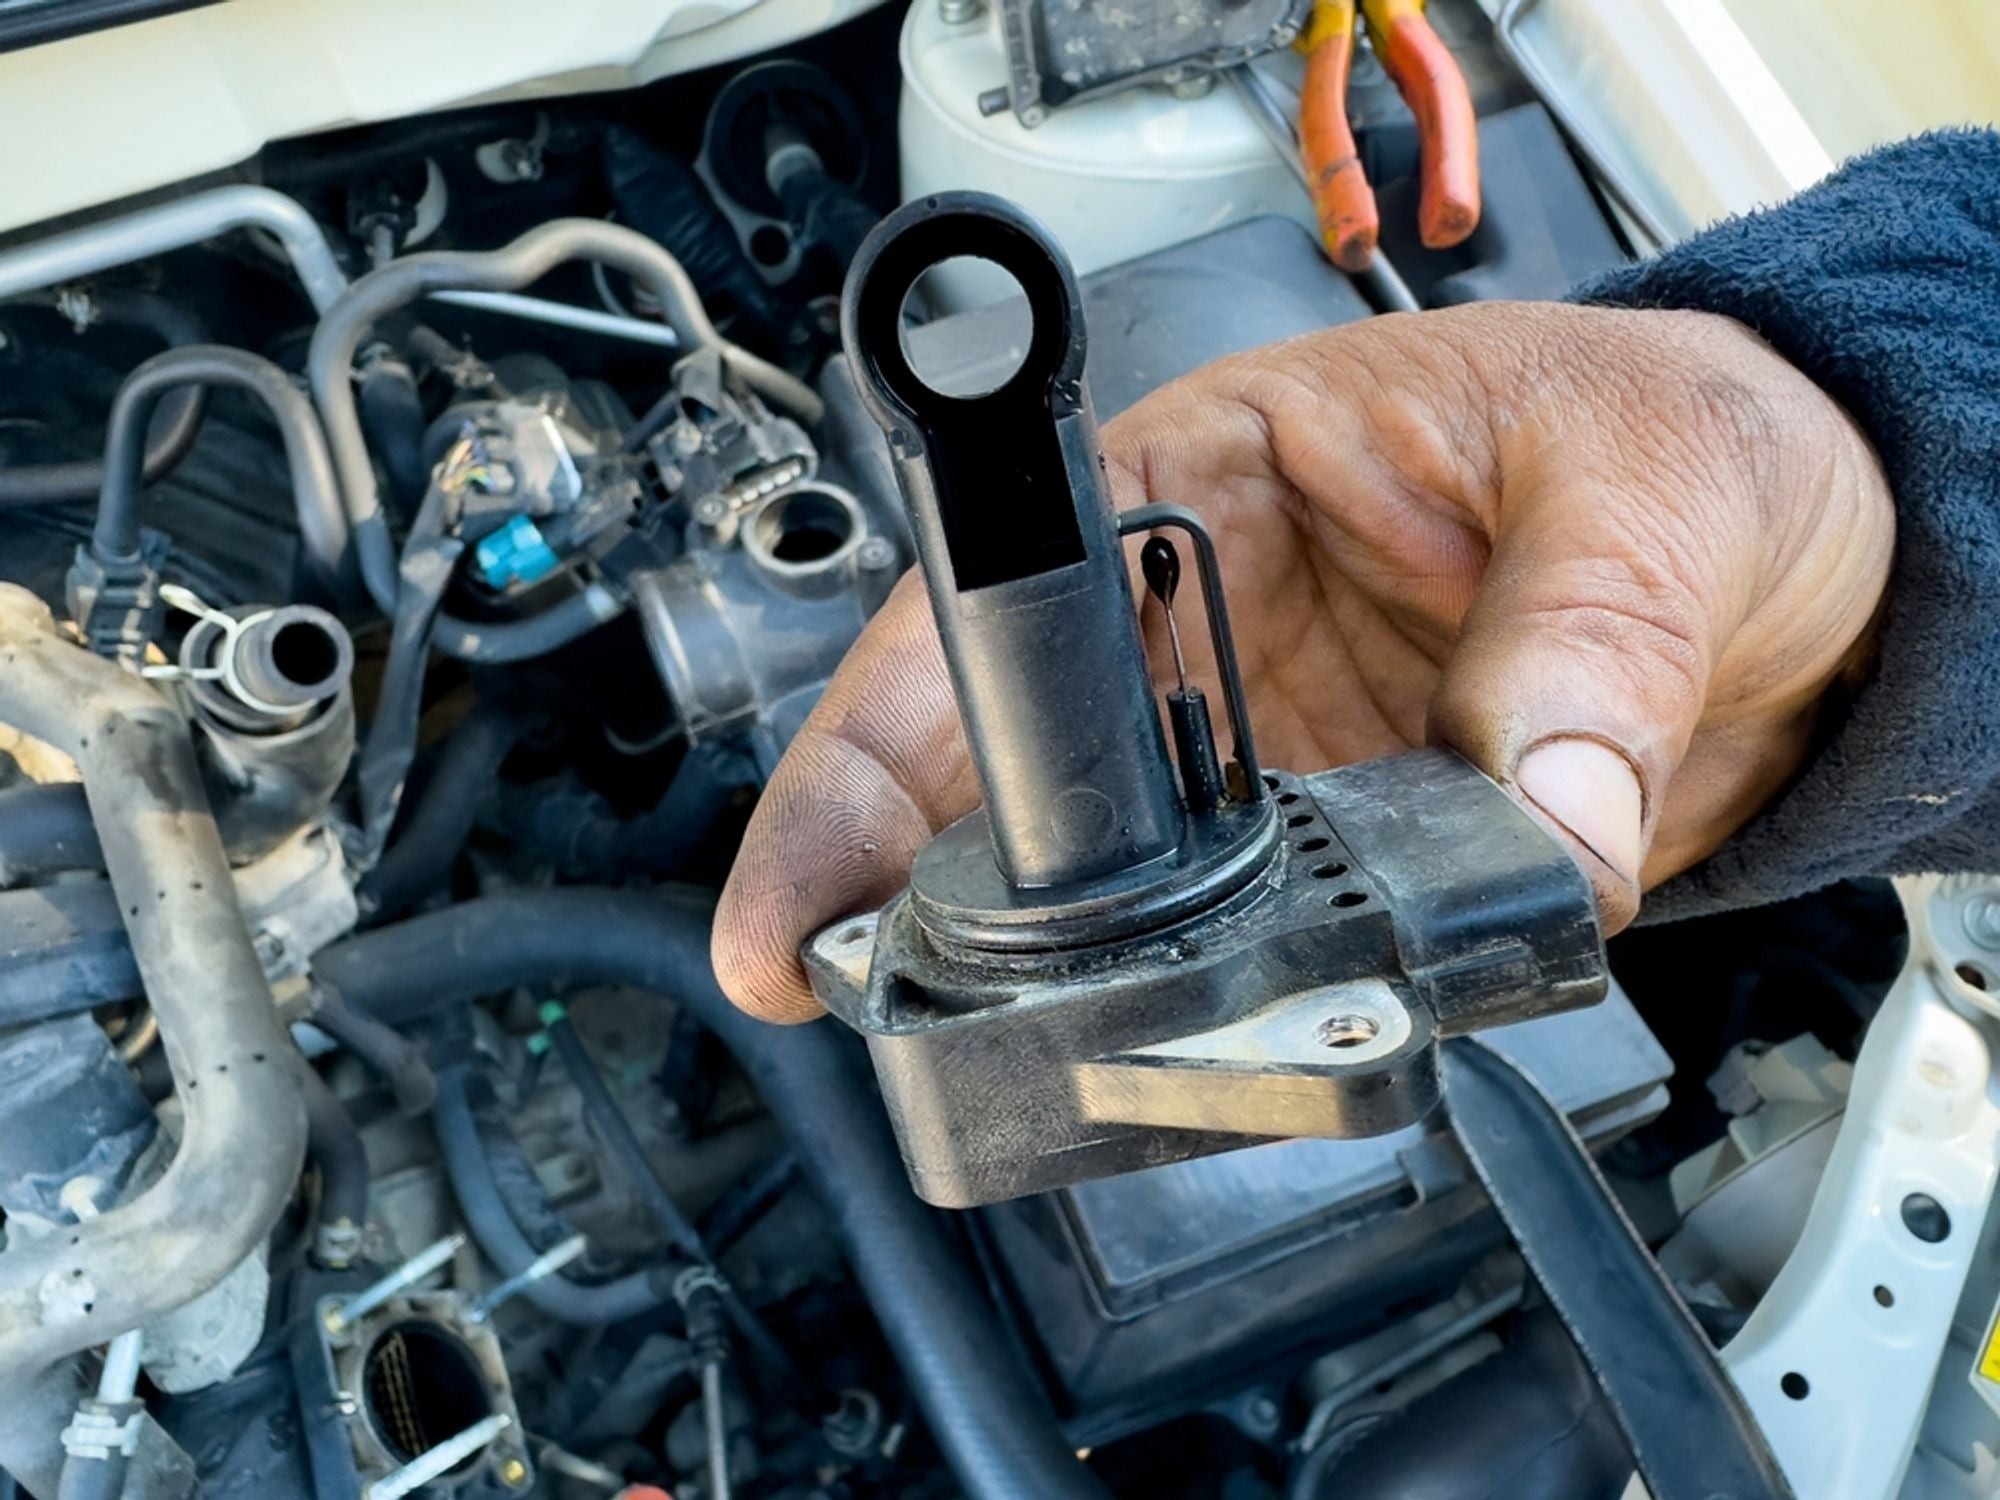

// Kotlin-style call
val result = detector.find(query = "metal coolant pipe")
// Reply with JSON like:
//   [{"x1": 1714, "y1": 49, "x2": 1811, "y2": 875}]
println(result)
[{"x1": 0, "y1": 585, "x2": 307, "y2": 1497}]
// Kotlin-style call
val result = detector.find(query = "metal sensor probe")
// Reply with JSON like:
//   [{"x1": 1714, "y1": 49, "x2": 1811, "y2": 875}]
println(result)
[{"x1": 809, "y1": 192, "x2": 1609, "y2": 1208}]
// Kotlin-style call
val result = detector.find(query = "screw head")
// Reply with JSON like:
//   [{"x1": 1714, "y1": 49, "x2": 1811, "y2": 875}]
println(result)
[
  {"x1": 856, "y1": 537, "x2": 898, "y2": 571},
  {"x1": 1965, "y1": 895, "x2": 2000, "y2": 949},
  {"x1": 499, "y1": 1456, "x2": 530, "y2": 1487}
]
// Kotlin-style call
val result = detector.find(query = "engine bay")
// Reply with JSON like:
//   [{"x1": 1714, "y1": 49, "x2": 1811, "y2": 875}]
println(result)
[{"x1": 0, "y1": 3, "x2": 1972, "y2": 1499}]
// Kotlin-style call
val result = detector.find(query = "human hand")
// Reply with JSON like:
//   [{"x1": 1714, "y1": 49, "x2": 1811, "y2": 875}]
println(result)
[{"x1": 715, "y1": 302, "x2": 1894, "y2": 1021}]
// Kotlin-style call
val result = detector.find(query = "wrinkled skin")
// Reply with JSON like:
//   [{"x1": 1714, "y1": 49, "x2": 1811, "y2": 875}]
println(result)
[{"x1": 716, "y1": 303, "x2": 1896, "y2": 1022}]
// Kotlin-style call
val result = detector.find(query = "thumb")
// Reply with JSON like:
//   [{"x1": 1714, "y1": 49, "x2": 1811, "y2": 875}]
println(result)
[{"x1": 1426, "y1": 484, "x2": 1731, "y2": 933}]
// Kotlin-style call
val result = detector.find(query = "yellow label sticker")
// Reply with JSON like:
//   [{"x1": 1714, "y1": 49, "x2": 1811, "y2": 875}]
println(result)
[{"x1": 1977, "y1": 1312, "x2": 2000, "y2": 1385}]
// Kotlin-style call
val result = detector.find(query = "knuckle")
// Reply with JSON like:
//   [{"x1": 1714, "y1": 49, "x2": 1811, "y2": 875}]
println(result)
[{"x1": 1516, "y1": 558, "x2": 1710, "y2": 710}]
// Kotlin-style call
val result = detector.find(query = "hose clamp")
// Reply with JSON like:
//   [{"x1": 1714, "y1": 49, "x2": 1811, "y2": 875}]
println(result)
[{"x1": 60, "y1": 1399, "x2": 145, "y2": 1461}]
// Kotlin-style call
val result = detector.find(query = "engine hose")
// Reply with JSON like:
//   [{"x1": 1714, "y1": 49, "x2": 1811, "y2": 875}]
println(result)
[
  {"x1": 432, "y1": 1064, "x2": 676, "y2": 1324},
  {"x1": 463, "y1": 1069, "x2": 585, "y2": 1251},
  {"x1": 537, "y1": 1006, "x2": 813, "y2": 1405},
  {"x1": 92, "y1": 345, "x2": 346, "y2": 589},
  {"x1": 700, "y1": 1150, "x2": 800, "y2": 1254},
  {"x1": 483, "y1": 751, "x2": 734, "y2": 881},
  {"x1": 52, "y1": 1433, "x2": 129, "y2": 1500},
  {"x1": 313, "y1": 886, "x2": 1111, "y2": 1500},
  {"x1": 304, "y1": 987, "x2": 438, "y2": 1116},
  {"x1": 300, "y1": 1066, "x2": 369, "y2": 1270},
  {"x1": 429, "y1": 583, "x2": 627, "y2": 664},
  {"x1": 306, "y1": 219, "x2": 822, "y2": 618},
  {"x1": 356, "y1": 349, "x2": 429, "y2": 517},
  {"x1": 0, "y1": 783, "x2": 101, "y2": 885},
  {"x1": 0, "y1": 290, "x2": 209, "y2": 507},
  {"x1": 359, "y1": 699, "x2": 532, "y2": 922},
  {"x1": 544, "y1": 1012, "x2": 707, "y2": 1262}
]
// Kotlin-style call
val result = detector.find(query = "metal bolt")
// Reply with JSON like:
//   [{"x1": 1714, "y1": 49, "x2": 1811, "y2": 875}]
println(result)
[
  {"x1": 939, "y1": 0, "x2": 985, "y2": 20},
  {"x1": 1021, "y1": 104, "x2": 1048, "y2": 127},
  {"x1": 367, "y1": 1414, "x2": 511, "y2": 1500},
  {"x1": 324, "y1": 1233, "x2": 464, "y2": 1335},
  {"x1": 252, "y1": 931, "x2": 287, "y2": 972},
  {"x1": 498, "y1": 1456, "x2": 530, "y2": 1488},
  {"x1": 499, "y1": 140, "x2": 544, "y2": 183},
  {"x1": 856, "y1": 537, "x2": 898, "y2": 572},
  {"x1": 1269, "y1": 19, "x2": 1299, "y2": 46},
  {"x1": 1965, "y1": 896, "x2": 2000, "y2": 950},
  {"x1": 469, "y1": 1234, "x2": 587, "y2": 1323},
  {"x1": 692, "y1": 495, "x2": 729, "y2": 527},
  {"x1": 823, "y1": 1388, "x2": 884, "y2": 1458}
]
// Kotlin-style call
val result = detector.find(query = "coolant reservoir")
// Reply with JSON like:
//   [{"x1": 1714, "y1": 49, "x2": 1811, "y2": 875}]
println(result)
[{"x1": 898, "y1": 0, "x2": 1313, "y2": 312}]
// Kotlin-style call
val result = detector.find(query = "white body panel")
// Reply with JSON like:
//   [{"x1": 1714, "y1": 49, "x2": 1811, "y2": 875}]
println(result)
[
  {"x1": 897, "y1": 0, "x2": 1311, "y2": 311},
  {"x1": 0, "y1": 0, "x2": 887, "y2": 238}
]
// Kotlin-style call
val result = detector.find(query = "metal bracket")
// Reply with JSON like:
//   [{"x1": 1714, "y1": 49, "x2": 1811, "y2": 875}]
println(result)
[{"x1": 1715, "y1": 875, "x2": 2000, "y2": 1497}]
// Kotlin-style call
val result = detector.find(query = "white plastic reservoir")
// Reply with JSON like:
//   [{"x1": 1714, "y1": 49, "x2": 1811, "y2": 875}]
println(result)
[{"x1": 898, "y1": 0, "x2": 1314, "y2": 312}]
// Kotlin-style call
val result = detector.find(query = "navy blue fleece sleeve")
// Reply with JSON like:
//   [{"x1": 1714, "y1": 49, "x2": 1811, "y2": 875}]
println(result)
[{"x1": 1578, "y1": 129, "x2": 2000, "y2": 918}]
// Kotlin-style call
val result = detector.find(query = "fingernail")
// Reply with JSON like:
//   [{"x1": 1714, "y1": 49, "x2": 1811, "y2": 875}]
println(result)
[{"x1": 1515, "y1": 738, "x2": 1643, "y2": 886}]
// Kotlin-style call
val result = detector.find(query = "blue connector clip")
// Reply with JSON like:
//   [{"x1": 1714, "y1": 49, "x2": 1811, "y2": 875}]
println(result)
[{"x1": 475, "y1": 515, "x2": 562, "y2": 589}]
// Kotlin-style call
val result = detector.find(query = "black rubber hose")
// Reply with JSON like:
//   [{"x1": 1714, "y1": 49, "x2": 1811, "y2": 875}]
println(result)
[
  {"x1": 359, "y1": 701, "x2": 531, "y2": 922},
  {"x1": 356, "y1": 350, "x2": 429, "y2": 517},
  {"x1": 0, "y1": 783, "x2": 101, "y2": 886},
  {"x1": 432, "y1": 1063, "x2": 675, "y2": 1324},
  {"x1": 428, "y1": 587, "x2": 624, "y2": 665},
  {"x1": 92, "y1": 345, "x2": 347, "y2": 588},
  {"x1": 462, "y1": 1069, "x2": 587, "y2": 1252},
  {"x1": 1288, "y1": 1312, "x2": 1635, "y2": 1500},
  {"x1": 0, "y1": 291, "x2": 209, "y2": 507},
  {"x1": 300, "y1": 1066, "x2": 369, "y2": 1269},
  {"x1": 544, "y1": 1012, "x2": 708, "y2": 1262},
  {"x1": 482, "y1": 753, "x2": 733, "y2": 881},
  {"x1": 53, "y1": 1429, "x2": 131, "y2": 1500},
  {"x1": 535, "y1": 1006, "x2": 812, "y2": 1407},
  {"x1": 700, "y1": 1150, "x2": 800, "y2": 1254},
  {"x1": 314, "y1": 886, "x2": 1110, "y2": 1500},
  {"x1": 305, "y1": 988, "x2": 438, "y2": 1117}
]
